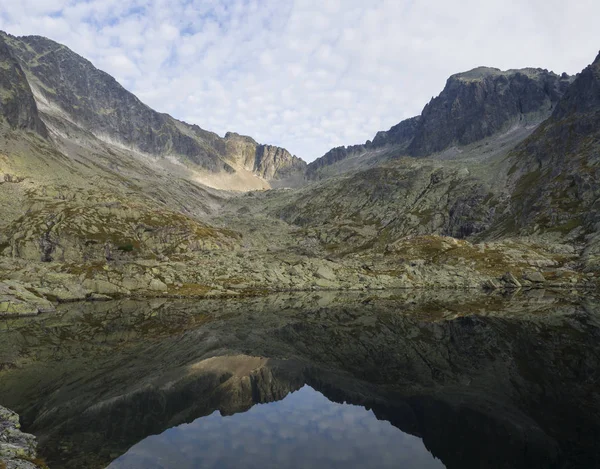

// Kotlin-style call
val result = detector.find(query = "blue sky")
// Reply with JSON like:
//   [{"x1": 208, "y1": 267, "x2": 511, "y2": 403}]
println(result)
[{"x1": 1, "y1": 0, "x2": 599, "y2": 161}]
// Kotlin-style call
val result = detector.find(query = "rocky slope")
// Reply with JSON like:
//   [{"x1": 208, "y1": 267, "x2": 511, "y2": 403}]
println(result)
[
  {"x1": 0, "y1": 32, "x2": 305, "y2": 189},
  {"x1": 495, "y1": 51, "x2": 600, "y2": 248},
  {"x1": 307, "y1": 67, "x2": 573, "y2": 180}
]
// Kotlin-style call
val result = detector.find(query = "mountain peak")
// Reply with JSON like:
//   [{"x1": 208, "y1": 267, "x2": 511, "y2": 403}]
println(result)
[
  {"x1": 552, "y1": 50, "x2": 600, "y2": 119},
  {"x1": 407, "y1": 66, "x2": 572, "y2": 156},
  {"x1": 451, "y1": 66, "x2": 561, "y2": 83},
  {"x1": 0, "y1": 32, "x2": 303, "y2": 189}
]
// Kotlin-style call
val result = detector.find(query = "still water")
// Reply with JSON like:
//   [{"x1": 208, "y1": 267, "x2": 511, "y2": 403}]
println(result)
[
  {"x1": 0, "y1": 291, "x2": 599, "y2": 469},
  {"x1": 110, "y1": 385, "x2": 444, "y2": 469}
]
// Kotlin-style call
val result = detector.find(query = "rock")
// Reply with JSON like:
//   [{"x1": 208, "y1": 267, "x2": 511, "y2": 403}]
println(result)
[
  {"x1": 0, "y1": 281, "x2": 54, "y2": 316},
  {"x1": 87, "y1": 293, "x2": 113, "y2": 301},
  {"x1": 0, "y1": 405, "x2": 39, "y2": 468},
  {"x1": 315, "y1": 265, "x2": 336, "y2": 281},
  {"x1": 121, "y1": 277, "x2": 146, "y2": 291},
  {"x1": 502, "y1": 272, "x2": 522, "y2": 289},
  {"x1": 82, "y1": 279, "x2": 126, "y2": 296},
  {"x1": 523, "y1": 271, "x2": 546, "y2": 283},
  {"x1": 315, "y1": 278, "x2": 336, "y2": 289},
  {"x1": 483, "y1": 278, "x2": 502, "y2": 290},
  {"x1": 0, "y1": 301, "x2": 38, "y2": 317},
  {"x1": 148, "y1": 278, "x2": 168, "y2": 292}
]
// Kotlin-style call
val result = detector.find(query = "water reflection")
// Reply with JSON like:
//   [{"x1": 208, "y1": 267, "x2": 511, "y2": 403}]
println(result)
[
  {"x1": 109, "y1": 385, "x2": 445, "y2": 469},
  {"x1": 0, "y1": 291, "x2": 599, "y2": 469}
]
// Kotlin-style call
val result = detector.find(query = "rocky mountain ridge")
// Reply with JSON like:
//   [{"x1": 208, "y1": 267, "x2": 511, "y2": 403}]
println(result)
[
  {"x1": 0, "y1": 31, "x2": 306, "y2": 189},
  {"x1": 307, "y1": 66, "x2": 573, "y2": 179}
]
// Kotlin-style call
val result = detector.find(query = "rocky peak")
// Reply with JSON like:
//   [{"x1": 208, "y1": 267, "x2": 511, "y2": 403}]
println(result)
[
  {"x1": 254, "y1": 144, "x2": 306, "y2": 180},
  {"x1": 0, "y1": 31, "x2": 305, "y2": 187},
  {"x1": 407, "y1": 67, "x2": 573, "y2": 156},
  {"x1": 307, "y1": 66, "x2": 573, "y2": 179},
  {"x1": 552, "y1": 50, "x2": 600, "y2": 119}
]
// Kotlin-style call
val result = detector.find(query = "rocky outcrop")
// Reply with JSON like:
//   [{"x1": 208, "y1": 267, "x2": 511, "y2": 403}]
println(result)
[
  {"x1": 254, "y1": 144, "x2": 305, "y2": 180},
  {"x1": 0, "y1": 406, "x2": 40, "y2": 469},
  {"x1": 223, "y1": 132, "x2": 306, "y2": 180},
  {"x1": 0, "y1": 36, "x2": 46, "y2": 137}
]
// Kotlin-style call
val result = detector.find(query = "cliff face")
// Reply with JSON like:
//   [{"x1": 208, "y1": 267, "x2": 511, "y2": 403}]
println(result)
[
  {"x1": 224, "y1": 132, "x2": 306, "y2": 180},
  {"x1": 0, "y1": 31, "x2": 304, "y2": 185},
  {"x1": 407, "y1": 67, "x2": 573, "y2": 156},
  {"x1": 0, "y1": 35, "x2": 46, "y2": 136}
]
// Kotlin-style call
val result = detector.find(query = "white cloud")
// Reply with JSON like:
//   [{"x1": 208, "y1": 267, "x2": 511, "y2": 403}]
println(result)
[{"x1": 0, "y1": 0, "x2": 599, "y2": 161}]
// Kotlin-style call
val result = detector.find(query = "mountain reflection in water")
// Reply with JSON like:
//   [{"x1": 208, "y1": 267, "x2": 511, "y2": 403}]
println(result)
[
  {"x1": 109, "y1": 385, "x2": 444, "y2": 469},
  {"x1": 0, "y1": 290, "x2": 599, "y2": 469}
]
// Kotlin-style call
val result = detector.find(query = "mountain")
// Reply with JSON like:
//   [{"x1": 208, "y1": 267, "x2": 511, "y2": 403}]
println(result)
[
  {"x1": 0, "y1": 32, "x2": 305, "y2": 190},
  {"x1": 307, "y1": 67, "x2": 573, "y2": 179},
  {"x1": 407, "y1": 67, "x2": 573, "y2": 156},
  {"x1": 1, "y1": 31, "x2": 600, "y2": 313},
  {"x1": 305, "y1": 116, "x2": 420, "y2": 179},
  {"x1": 494, "y1": 50, "x2": 600, "y2": 267}
]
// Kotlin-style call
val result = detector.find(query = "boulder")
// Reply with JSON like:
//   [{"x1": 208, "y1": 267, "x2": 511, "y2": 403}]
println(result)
[
  {"x1": 501, "y1": 272, "x2": 522, "y2": 288},
  {"x1": 315, "y1": 265, "x2": 336, "y2": 281},
  {"x1": 0, "y1": 405, "x2": 38, "y2": 468},
  {"x1": 82, "y1": 279, "x2": 127, "y2": 296},
  {"x1": 148, "y1": 278, "x2": 168, "y2": 292},
  {"x1": 483, "y1": 278, "x2": 502, "y2": 290},
  {"x1": 523, "y1": 271, "x2": 546, "y2": 283}
]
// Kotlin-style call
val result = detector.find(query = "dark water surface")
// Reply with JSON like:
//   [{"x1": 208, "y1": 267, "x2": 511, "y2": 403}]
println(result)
[{"x1": 0, "y1": 291, "x2": 599, "y2": 469}]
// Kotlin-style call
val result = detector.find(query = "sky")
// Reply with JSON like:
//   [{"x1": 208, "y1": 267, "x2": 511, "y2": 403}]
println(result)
[{"x1": 0, "y1": 0, "x2": 599, "y2": 162}]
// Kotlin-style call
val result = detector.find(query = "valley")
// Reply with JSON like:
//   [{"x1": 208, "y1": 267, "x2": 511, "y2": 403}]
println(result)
[{"x1": 0, "y1": 33, "x2": 599, "y2": 316}]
